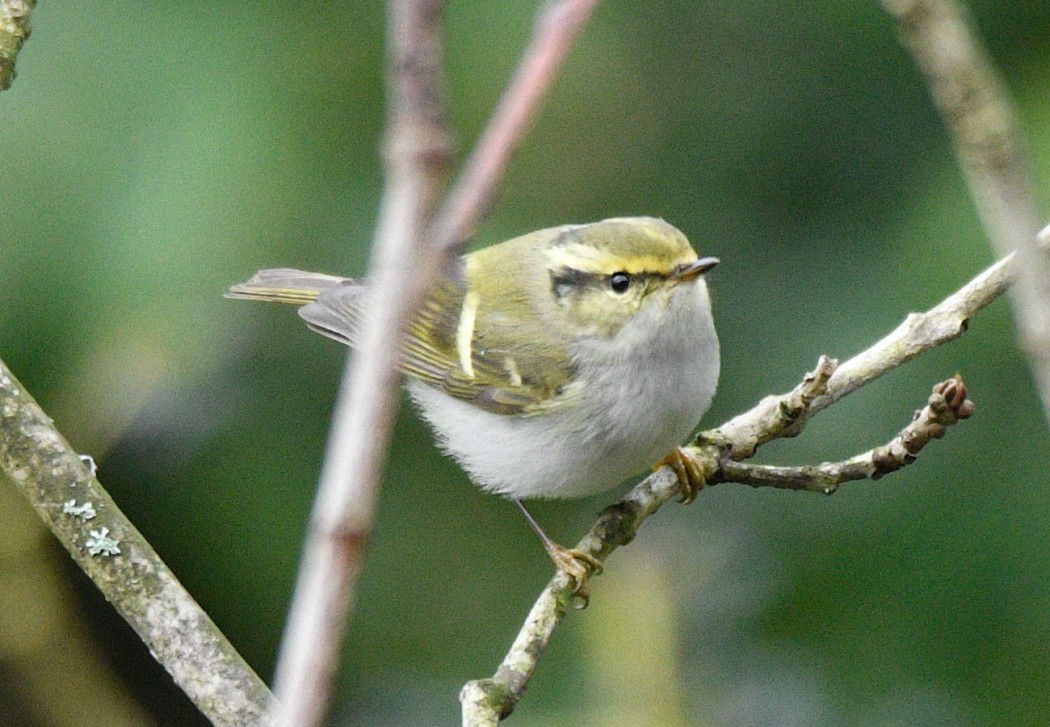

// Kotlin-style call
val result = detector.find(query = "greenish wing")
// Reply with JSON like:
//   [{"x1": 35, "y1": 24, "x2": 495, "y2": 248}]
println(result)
[
  {"x1": 300, "y1": 276, "x2": 573, "y2": 415},
  {"x1": 401, "y1": 280, "x2": 575, "y2": 416}
]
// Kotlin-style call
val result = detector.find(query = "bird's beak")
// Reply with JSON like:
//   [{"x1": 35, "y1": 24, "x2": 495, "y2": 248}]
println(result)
[{"x1": 672, "y1": 256, "x2": 719, "y2": 282}]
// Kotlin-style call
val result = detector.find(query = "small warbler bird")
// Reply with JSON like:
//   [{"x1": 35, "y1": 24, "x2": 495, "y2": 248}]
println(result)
[{"x1": 228, "y1": 216, "x2": 719, "y2": 591}]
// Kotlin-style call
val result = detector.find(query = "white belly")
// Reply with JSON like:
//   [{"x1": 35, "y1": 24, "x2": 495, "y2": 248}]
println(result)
[{"x1": 407, "y1": 282, "x2": 719, "y2": 499}]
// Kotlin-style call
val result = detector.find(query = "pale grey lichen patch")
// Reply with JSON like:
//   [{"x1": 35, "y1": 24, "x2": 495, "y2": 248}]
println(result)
[
  {"x1": 2, "y1": 358, "x2": 273, "y2": 721},
  {"x1": 78, "y1": 454, "x2": 98, "y2": 477},
  {"x1": 63, "y1": 499, "x2": 97, "y2": 520},
  {"x1": 86, "y1": 527, "x2": 121, "y2": 556}
]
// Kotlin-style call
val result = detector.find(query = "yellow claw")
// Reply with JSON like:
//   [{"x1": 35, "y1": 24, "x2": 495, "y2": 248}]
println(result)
[
  {"x1": 655, "y1": 446, "x2": 707, "y2": 504},
  {"x1": 545, "y1": 542, "x2": 603, "y2": 606},
  {"x1": 514, "y1": 498, "x2": 602, "y2": 606}
]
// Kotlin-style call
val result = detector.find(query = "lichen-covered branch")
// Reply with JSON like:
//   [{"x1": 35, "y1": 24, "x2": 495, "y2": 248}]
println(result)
[
  {"x1": 880, "y1": 0, "x2": 1050, "y2": 424},
  {"x1": 460, "y1": 254, "x2": 1008, "y2": 724},
  {"x1": 720, "y1": 375, "x2": 974, "y2": 493},
  {"x1": 0, "y1": 0, "x2": 33, "y2": 91},
  {"x1": 0, "y1": 360, "x2": 273, "y2": 727}
]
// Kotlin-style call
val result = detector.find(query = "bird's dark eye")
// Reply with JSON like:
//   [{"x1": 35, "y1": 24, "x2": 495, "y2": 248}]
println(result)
[{"x1": 610, "y1": 272, "x2": 631, "y2": 294}]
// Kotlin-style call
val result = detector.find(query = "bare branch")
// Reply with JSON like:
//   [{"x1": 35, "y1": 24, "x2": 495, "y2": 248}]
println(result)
[
  {"x1": 716, "y1": 254, "x2": 1011, "y2": 461},
  {"x1": 429, "y1": 0, "x2": 601, "y2": 254},
  {"x1": 721, "y1": 375, "x2": 974, "y2": 493},
  {"x1": 796, "y1": 254, "x2": 1010, "y2": 412},
  {"x1": 0, "y1": 0, "x2": 33, "y2": 91},
  {"x1": 0, "y1": 360, "x2": 273, "y2": 726},
  {"x1": 709, "y1": 354, "x2": 839, "y2": 461},
  {"x1": 275, "y1": 3, "x2": 605, "y2": 722},
  {"x1": 880, "y1": 0, "x2": 1050, "y2": 423},
  {"x1": 3, "y1": 1, "x2": 601, "y2": 722},
  {"x1": 461, "y1": 254, "x2": 1009, "y2": 723},
  {"x1": 268, "y1": 2, "x2": 454, "y2": 726},
  {"x1": 271, "y1": 0, "x2": 608, "y2": 718}
]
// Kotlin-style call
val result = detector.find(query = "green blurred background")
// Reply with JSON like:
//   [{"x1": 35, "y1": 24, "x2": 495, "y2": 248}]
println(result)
[{"x1": 2, "y1": 2, "x2": 1049, "y2": 725}]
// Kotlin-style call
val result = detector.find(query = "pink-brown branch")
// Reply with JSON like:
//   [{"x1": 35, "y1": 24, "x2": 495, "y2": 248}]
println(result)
[
  {"x1": 270, "y1": 2, "x2": 602, "y2": 725},
  {"x1": 430, "y1": 0, "x2": 601, "y2": 253}
]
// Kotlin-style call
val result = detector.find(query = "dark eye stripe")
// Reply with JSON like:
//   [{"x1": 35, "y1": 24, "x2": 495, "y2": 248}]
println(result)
[
  {"x1": 550, "y1": 266, "x2": 593, "y2": 300},
  {"x1": 551, "y1": 267, "x2": 663, "y2": 302}
]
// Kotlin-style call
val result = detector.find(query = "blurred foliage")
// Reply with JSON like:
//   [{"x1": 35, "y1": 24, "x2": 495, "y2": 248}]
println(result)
[{"x1": 1, "y1": 1, "x2": 1049, "y2": 725}]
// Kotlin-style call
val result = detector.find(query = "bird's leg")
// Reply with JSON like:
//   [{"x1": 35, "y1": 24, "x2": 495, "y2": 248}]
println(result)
[
  {"x1": 514, "y1": 499, "x2": 602, "y2": 603},
  {"x1": 654, "y1": 446, "x2": 707, "y2": 504}
]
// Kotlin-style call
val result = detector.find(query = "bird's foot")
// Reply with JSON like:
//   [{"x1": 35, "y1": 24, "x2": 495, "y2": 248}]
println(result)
[
  {"x1": 655, "y1": 446, "x2": 708, "y2": 504},
  {"x1": 544, "y1": 541, "x2": 603, "y2": 607}
]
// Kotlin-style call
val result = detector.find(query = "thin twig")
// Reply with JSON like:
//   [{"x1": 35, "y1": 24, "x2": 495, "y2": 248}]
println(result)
[
  {"x1": 0, "y1": 0, "x2": 34, "y2": 91},
  {"x1": 3, "y1": 0, "x2": 603, "y2": 723},
  {"x1": 268, "y1": 2, "x2": 453, "y2": 726},
  {"x1": 782, "y1": 254, "x2": 1010, "y2": 413},
  {"x1": 880, "y1": 0, "x2": 1050, "y2": 423},
  {"x1": 429, "y1": 0, "x2": 601, "y2": 254},
  {"x1": 460, "y1": 254, "x2": 1010, "y2": 724},
  {"x1": 272, "y1": 1, "x2": 602, "y2": 723},
  {"x1": 0, "y1": 360, "x2": 273, "y2": 726},
  {"x1": 715, "y1": 254, "x2": 1011, "y2": 460},
  {"x1": 721, "y1": 375, "x2": 974, "y2": 492}
]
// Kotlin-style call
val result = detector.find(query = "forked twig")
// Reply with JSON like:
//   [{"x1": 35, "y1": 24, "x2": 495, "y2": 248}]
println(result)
[{"x1": 460, "y1": 253, "x2": 1011, "y2": 724}]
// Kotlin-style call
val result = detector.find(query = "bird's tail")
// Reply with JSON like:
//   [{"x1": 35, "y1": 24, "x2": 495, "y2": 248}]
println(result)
[{"x1": 226, "y1": 268, "x2": 351, "y2": 305}]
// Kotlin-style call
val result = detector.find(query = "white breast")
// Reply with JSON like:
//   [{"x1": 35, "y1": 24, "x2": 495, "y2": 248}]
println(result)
[{"x1": 408, "y1": 279, "x2": 719, "y2": 499}]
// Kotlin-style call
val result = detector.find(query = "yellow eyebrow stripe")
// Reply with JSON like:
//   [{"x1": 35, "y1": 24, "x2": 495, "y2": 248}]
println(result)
[
  {"x1": 456, "y1": 290, "x2": 480, "y2": 378},
  {"x1": 546, "y1": 241, "x2": 691, "y2": 276}
]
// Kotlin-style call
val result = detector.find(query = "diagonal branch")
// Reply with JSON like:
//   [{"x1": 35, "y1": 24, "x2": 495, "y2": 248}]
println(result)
[
  {"x1": 460, "y1": 253, "x2": 1011, "y2": 724},
  {"x1": 721, "y1": 375, "x2": 974, "y2": 493},
  {"x1": 0, "y1": 360, "x2": 273, "y2": 726},
  {"x1": 268, "y1": 2, "x2": 453, "y2": 727},
  {"x1": 3, "y1": 2, "x2": 603, "y2": 724},
  {"x1": 429, "y1": 0, "x2": 601, "y2": 254},
  {"x1": 880, "y1": 0, "x2": 1050, "y2": 424},
  {"x1": 715, "y1": 254, "x2": 1011, "y2": 461},
  {"x1": 0, "y1": 0, "x2": 34, "y2": 91},
  {"x1": 272, "y1": 2, "x2": 602, "y2": 726}
]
